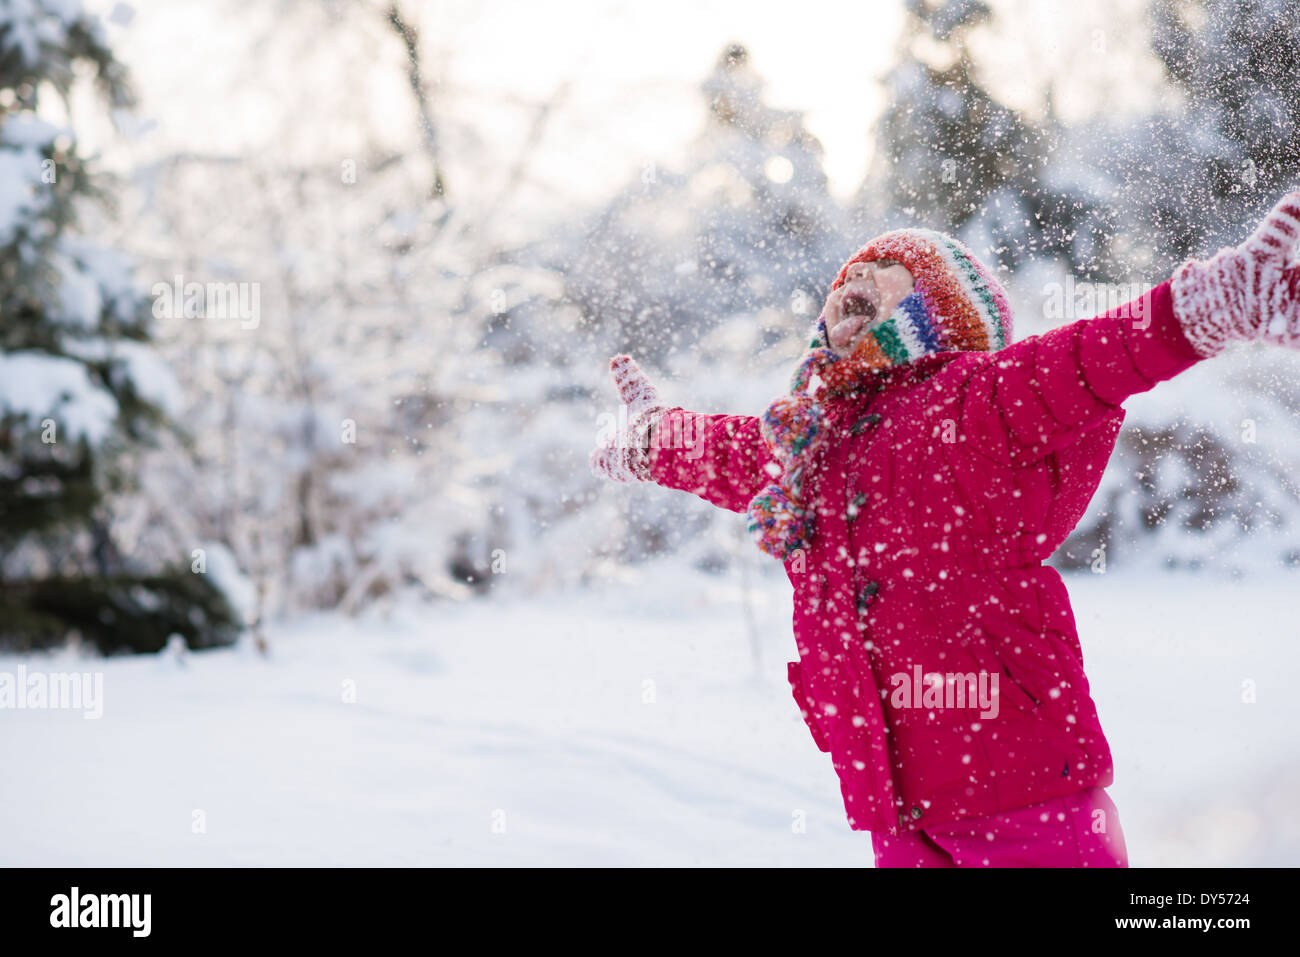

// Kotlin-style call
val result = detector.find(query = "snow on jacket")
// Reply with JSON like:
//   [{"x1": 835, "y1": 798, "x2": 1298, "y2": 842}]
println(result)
[{"x1": 648, "y1": 280, "x2": 1203, "y2": 835}]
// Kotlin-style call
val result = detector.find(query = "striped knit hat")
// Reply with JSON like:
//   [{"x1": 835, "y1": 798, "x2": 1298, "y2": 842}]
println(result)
[{"x1": 746, "y1": 228, "x2": 1014, "y2": 560}]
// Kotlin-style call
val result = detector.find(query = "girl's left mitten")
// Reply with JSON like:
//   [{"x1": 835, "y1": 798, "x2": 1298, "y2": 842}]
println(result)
[{"x1": 589, "y1": 355, "x2": 667, "y2": 483}]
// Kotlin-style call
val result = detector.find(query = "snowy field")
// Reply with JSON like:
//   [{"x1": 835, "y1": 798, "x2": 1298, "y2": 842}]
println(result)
[{"x1": 2, "y1": 565, "x2": 1298, "y2": 867}]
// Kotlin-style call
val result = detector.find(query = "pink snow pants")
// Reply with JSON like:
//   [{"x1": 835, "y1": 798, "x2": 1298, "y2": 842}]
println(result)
[{"x1": 870, "y1": 787, "x2": 1129, "y2": 868}]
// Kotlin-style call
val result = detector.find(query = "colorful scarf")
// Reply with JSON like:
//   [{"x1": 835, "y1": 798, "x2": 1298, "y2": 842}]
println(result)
[{"x1": 746, "y1": 229, "x2": 1014, "y2": 560}]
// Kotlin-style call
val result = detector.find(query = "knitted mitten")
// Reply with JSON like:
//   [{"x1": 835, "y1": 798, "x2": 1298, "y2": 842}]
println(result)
[
  {"x1": 589, "y1": 354, "x2": 666, "y2": 483},
  {"x1": 1172, "y1": 190, "x2": 1300, "y2": 357}
]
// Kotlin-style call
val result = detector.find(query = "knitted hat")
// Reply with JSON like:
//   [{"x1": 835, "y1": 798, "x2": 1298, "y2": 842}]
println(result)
[{"x1": 747, "y1": 228, "x2": 1014, "y2": 560}]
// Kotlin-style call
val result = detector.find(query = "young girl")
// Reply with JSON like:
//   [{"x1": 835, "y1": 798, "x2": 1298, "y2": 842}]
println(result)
[{"x1": 590, "y1": 192, "x2": 1300, "y2": 867}]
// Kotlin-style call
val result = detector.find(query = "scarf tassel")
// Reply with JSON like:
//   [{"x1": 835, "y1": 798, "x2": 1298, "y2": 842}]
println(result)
[{"x1": 747, "y1": 391, "x2": 825, "y2": 560}]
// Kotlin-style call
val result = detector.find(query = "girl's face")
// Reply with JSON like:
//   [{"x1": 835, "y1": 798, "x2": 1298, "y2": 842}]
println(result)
[{"x1": 823, "y1": 258, "x2": 915, "y2": 356}]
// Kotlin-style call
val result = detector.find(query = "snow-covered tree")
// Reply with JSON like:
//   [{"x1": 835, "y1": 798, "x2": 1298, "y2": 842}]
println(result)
[
  {"x1": 114, "y1": 0, "x2": 574, "y2": 616},
  {"x1": 1120, "y1": 0, "x2": 1300, "y2": 268},
  {"x1": 0, "y1": 0, "x2": 238, "y2": 651}
]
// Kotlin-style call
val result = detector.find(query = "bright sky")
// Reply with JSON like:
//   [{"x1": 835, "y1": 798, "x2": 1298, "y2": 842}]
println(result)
[
  {"x1": 435, "y1": 0, "x2": 910, "y2": 199},
  {"x1": 77, "y1": 0, "x2": 1167, "y2": 208}
]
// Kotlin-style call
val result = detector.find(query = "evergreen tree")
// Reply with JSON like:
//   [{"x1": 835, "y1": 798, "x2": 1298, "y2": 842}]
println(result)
[
  {"x1": 561, "y1": 43, "x2": 849, "y2": 366},
  {"x1": 863, "y1": 0, "x2": 1117, "y2": 277},
  {"x1": 0, "y1": 1, "x2": 239, "y2": 652}
]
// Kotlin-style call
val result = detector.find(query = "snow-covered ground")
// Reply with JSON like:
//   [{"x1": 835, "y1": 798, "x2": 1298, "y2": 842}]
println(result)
[{"x1": 2, "y1": 565, "x2": 1297, "y2": 866}]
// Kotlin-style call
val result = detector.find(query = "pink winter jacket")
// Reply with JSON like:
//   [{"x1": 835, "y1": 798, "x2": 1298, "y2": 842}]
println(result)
[{"x1": 648, "y1": 280, "x2": 1203, "y2": 835}]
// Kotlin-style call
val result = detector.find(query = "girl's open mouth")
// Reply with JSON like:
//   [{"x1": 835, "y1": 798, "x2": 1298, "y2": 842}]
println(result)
[
  {"x1": 828, "y1": 291, "x2": 879, "y2": 348},
  {"x1": 841, "y1": 293, "x2": 877, "y2": 321}
]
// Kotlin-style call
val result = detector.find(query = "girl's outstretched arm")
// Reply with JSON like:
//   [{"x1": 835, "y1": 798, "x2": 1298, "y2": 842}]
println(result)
[
  {"x1": 952, "y1": 279, "x2": 1199, "y2": 466},
  {"x1": 647, "y1": 408, "x2": 772, "y2": 513},
  {"x1": 953, "y1": 190, "x2": 1300, "y2": 466},
  {"x1": 590, "y1": 356, "x2": 774, "y2": 513}
]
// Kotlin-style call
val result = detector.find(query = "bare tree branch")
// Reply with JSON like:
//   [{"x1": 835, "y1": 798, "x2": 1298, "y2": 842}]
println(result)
[{"x1": 385, "y1": 1, "x2": 447, "y2": 199}]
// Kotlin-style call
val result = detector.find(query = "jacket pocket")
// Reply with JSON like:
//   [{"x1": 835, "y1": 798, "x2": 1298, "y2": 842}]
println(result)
[
  {"x1": 787, "y1": 660, "x2": 831, "y2": 752},
  {"x1": 998, "y1": 660, "x2": 1042, "y2": 712},
  {"x1": 963, "y1": 642, "x2": 1041, "y2": 717}
]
